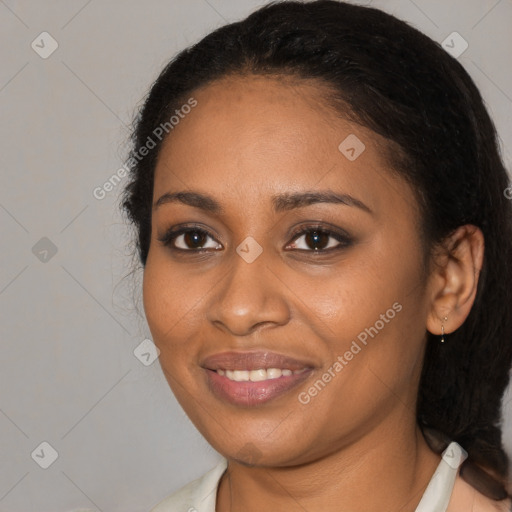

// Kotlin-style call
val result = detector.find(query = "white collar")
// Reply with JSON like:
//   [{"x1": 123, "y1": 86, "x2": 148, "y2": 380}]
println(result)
[{"x1": 415, "y1": 441, "x2": 467, "y2": 512}]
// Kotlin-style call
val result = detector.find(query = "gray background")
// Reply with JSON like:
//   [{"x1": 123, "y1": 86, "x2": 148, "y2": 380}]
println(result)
[{"x1": 1, "y1": 1, "x2": 511, "y2": 511}]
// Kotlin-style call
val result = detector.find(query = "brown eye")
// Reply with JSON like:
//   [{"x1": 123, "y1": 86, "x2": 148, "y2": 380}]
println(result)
[
  {"x1": 303, "y1": 230, "x2": 331, "y2": 250},
  {"x1": 158, "y1": 227, "x2": 222, "y2": 251},
  {"x1": 182, "y1": 230, "x2": 208, "y2": 249},
  {"x1": 286, "y1": 226, "x2": 353, "y2": 252}
]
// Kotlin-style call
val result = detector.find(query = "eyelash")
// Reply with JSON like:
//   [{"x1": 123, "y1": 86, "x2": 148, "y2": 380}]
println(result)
[{"x1": 157, "y1": 223, "x2": 354, "y2": 255}]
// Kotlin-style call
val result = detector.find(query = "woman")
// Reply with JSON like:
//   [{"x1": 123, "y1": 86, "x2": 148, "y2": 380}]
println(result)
[{"x1": 120, "y1": 1, "x2": 512, "y2": 510}]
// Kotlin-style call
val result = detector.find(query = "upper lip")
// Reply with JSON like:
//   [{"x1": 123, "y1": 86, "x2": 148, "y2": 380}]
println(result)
[{"x1": 202, "y1": 351, "x2": 315, "y2": 371}]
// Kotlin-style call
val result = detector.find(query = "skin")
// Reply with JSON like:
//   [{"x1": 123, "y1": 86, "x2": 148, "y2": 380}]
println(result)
[{"x1": 143, "y1": 74, "x2": 486, "y2": 511}]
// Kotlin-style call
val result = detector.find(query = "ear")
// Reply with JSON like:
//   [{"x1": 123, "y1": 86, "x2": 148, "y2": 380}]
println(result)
[{"x1": 426, "y1": 225, "x2": 484, "y2": 337}]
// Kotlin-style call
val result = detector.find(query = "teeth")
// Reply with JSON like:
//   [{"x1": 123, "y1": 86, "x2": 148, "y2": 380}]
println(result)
[
  {"x1": 249, "y1": 369, "x2": 267, "y2": 382},
  {"x1": 234, "y1": 370, "x2": 249, "y2": 381},
  {"x1": 216, "y1": 368, "x2": 306, "y2": 382},
  {"x1": 266, "y1": 368, "x2": 282, "y2": 380}
]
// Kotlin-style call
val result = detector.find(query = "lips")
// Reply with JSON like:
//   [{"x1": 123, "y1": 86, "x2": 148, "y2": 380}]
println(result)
[
  {"x1": 201, "y1": 351, "x2": 315, "y2": 406},
  {"x1": 202, "y1": 351, "x2": 313, "y2": 372}
]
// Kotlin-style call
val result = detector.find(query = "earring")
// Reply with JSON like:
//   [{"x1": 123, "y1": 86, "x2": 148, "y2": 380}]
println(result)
[{"x1": 440, "y1": 316, "x2": 448, "y2": 343}]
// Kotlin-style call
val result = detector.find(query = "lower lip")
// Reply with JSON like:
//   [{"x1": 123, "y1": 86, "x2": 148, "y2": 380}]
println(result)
[{"x1": 205, "y1": 368, "x2": 314, "y2": 407}]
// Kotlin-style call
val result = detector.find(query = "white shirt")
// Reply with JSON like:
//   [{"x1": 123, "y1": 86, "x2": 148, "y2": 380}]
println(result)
[{"x1": 149, "y1": 442, "x2": 504, "y2": 511}]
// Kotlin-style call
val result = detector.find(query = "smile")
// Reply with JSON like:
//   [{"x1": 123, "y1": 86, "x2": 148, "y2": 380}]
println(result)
[{"x1": 216, "y1": 368, "x2": 309, "y2": 382}]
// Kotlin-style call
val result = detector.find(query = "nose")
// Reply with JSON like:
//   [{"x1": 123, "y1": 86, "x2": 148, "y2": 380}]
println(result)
[{"x1": 206, "y1": 248, "x2": 290, "y2": 336}]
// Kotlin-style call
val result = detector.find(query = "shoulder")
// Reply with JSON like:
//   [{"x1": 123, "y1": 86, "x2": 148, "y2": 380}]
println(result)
[
  {"x1": 149, "y1": 458, "x2": 228, "y2": 512},
  {"x1": 447, "y1": 473, "x2": 511, "y2": 512}
]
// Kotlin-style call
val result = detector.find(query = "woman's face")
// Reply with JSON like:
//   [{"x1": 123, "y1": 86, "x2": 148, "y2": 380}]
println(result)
[{"x1": 143, "y1": 75, "x2": 433, "y2": 466}]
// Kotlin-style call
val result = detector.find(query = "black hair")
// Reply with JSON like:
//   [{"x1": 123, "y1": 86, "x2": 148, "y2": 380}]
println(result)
[{"x1": 120, "y1": 0, "x2": 512, "y2": 499}]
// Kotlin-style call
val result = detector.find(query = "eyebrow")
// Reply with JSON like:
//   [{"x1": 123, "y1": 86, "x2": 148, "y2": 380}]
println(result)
[{"x1": 153, "y1": 190, "x2": 373, "y2": 215}]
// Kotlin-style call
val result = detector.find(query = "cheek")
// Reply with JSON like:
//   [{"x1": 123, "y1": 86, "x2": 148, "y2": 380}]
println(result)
[
  {"x1": 142, "y1": 252, "x2": 205, "y2": 355},
  {"x1": 299, "y1": 244, "x2": 414, "y2": 338},
  {"x1": 142, "y1": 258, "x2": 204, "y2": 404},
  {"x1": 142, "y1": 256, "x2": 173, "y2": 341},
  {"x1": 294, "y1": 284, "x2": 427, "y2": 450},
  {"x1": 303, "y1": 232, "x2": 428, "y2": 383}
]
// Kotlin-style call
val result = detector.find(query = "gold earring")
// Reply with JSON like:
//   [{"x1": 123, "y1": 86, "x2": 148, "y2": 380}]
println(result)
[{"x1": 440, "y1": 316, "x2": 448, "y2": 343}]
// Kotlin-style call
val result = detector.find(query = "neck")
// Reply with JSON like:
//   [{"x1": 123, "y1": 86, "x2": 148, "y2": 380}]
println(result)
[{"x1": 216, "y1": 422, "x2": 441, "y2": 512}]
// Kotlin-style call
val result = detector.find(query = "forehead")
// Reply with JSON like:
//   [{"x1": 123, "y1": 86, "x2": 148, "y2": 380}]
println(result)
[
  {"x1": 152, "y1": 74, "x2": 414, "y2": 218},
  {"x1": 159, "y1": 74, "x2": 346, "y2": 159}
]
